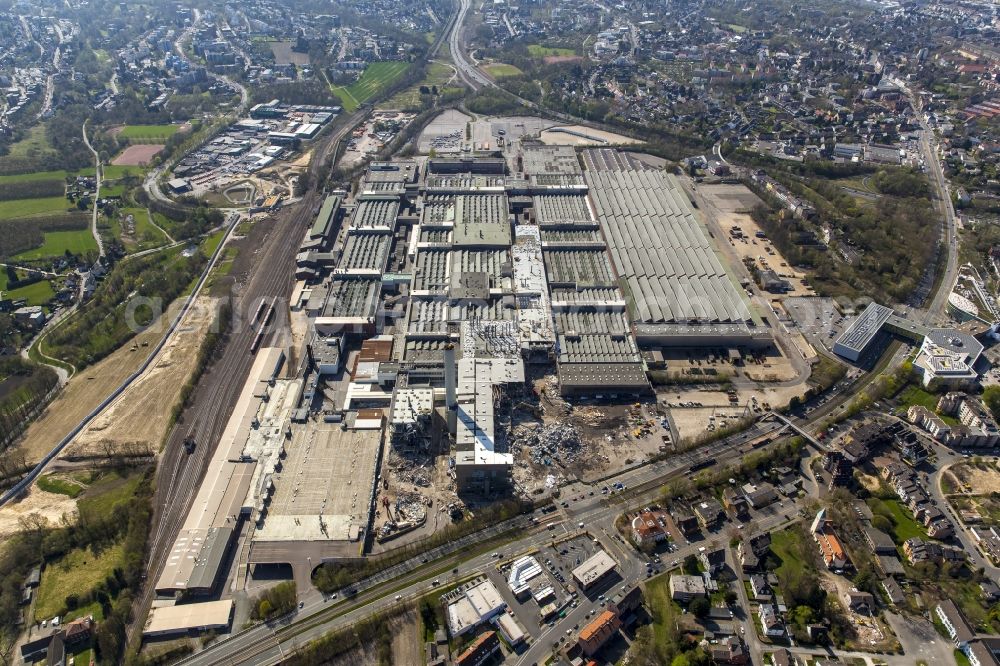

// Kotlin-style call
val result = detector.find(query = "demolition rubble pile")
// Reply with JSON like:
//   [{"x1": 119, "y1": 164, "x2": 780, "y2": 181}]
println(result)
[
  {"x1": 510, "y1": 422, "x2": 607, "y2": 467},
  {"x1": 377, "y1": 490, "x2": 429, "y2": 542}
]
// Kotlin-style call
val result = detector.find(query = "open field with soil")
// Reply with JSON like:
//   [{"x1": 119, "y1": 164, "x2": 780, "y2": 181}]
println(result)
[
  {"x1": 112, "y1": 144, "x2": 164, "y2": 166},
  {"x1": 64, "y1": 296, "x2": 219, "y2": 458}
]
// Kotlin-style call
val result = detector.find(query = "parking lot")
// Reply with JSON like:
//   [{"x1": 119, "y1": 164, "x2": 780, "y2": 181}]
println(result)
[{"x1": 783, "y1": 296, "x2": 845, "y2": 352}]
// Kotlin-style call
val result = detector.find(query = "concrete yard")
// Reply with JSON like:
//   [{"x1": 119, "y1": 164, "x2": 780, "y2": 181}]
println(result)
[
  {"x1": 418, "y1": 108, "x2": 471, "y2": 153},
  {"x1": 255, "y1": 424, "x2": 384, "y2": 542},
  {"x1": 698, "y1": 183, "x2": 815, "y2": 299}
]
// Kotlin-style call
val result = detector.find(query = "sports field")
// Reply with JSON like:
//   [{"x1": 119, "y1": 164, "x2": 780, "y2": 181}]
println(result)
[
  {"x1": 117, "y1": 124, "x2": 180, "y2": 141},
  {"x1": 332, "y1": 62, "x2": 410, "y2": 112},
  {"x1": 14, "y1": 229, "x2": 97, "y2": 260},
  {"x1": 0, "y1": 196, "x2": 71, "y2": 218},
  {"x1": 527, "y1": 44, "x2": 576, "y2": 57},
  {"x1": 483, "y1": 63, "x2": 523, "y2": 78}
]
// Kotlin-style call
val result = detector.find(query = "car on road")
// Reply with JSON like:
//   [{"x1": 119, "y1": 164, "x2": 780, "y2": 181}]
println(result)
[
  {"x1": 299, "y1": 601, "x2": 304, "y2": 609},
  {"x1": 394, "y1": 595, "x2": 402, "y2": 601}
]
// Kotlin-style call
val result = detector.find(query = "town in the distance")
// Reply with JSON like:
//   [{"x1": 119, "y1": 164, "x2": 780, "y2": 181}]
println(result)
[{"x1": 3, "y1": 0, "x2": 1000, "y2": 665}]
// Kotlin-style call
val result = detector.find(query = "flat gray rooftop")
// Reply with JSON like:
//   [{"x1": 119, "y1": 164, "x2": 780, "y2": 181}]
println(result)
[
  {"x1": 322, "y1": 277, "x2": 381, "y2": 318},
  {"x1": 521, "y1": 145, "x2": 582, "y2": 176},
  {"x1": 452, "y1": 195, "x2": 511, "y2": 247},
  {"x1": 255, "y1": 426, "x2": 382, "y2": 542},
  {"x1": 835, "y1": 302, "x2": 894, "y2": 356},
  {"x1": 586, "y1": 169, "x2": 753, "y2": 325}
]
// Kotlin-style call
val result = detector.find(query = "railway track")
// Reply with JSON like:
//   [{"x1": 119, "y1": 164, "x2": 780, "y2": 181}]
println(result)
[{"x1": 127, "y1": 111, "x2": 365, "y2": 647}]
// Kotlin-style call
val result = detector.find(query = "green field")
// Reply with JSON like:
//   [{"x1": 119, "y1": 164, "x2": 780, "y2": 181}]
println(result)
[
  {"x1": 101, "y1": 164, "x2": 147, "y2": 181},
  {"x1": 0, "y1": 169, "x2": 89, "y2": 185},
  {"x1": 1, "y1": 278, "x2": 55, "y2": 305},
  {"x1": 37, "y1": 474, "x2": 85, "y2": 498},
  {"x1": 14, "y1": 229, "x2": 97, "y2": 261},
  {"x1": 332, "y1": 62, "x2": 411, "y2": 112},
  {"x1": 867, "y1": 498, "x2": 927, "y2": 544},
  {"x1": 527, "y1": 44, "x2": 576, "y2": 57},
  {"x1": 4, "y1": 124, "x2": 56, "y2": 161},
  {"x1": 0, "y1": 196, "x2": 71, "y2": 218},
  {"x1": 483, "y1": 63, "x2": 523, "y2": 78},
  {"x1": 117, "y1": 124, "x2": 180, "y2": 141},
  {"x1": 77, "y1": 471, "x2": 144, "y2": 523},
  {"x1": 34, "y1": 541, "x2": 125, "y2": 621},
  {"x1": 382, "y1": 62, "x2": 456, "y2": 110},
  {"x1": 114, "y1": 207, "x2": 167, "y2": 251}
]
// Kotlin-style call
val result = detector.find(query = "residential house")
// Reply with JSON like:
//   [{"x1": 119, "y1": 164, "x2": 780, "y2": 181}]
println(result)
[
  {"x1": 578, "y1": 610, "x2": 621, "y2": 657},
  {"x1": 744, "y1": 483, "x2": 779, "y2": 509},
  {"x1": 699, "y1": 548, "x2": 727, "y2": 578},
  {"x1": 844, "y1": 590, "x2": 875, "y2": 614},
  {"x1": 738, "y1": 533, "x2": 771, "y2": 572},
  {"x1": 758, "y1": 604, "x2": 785, "y2": 638},
  {"x1": 936, "y1": 600, "x2": 975, "y2": 648},
  {"x1": 631, "y1": 509, "x2": 669, "y2": 548},
  {"x1": 695, "y1": 499, "x2": 725, "y2": 530},
  {"x1": 749, "y1": 574, "x2": 772, "y2": 600},
  {"x1": 710, "y1": 636, "x2": 748, "y2": 664},
  {"x1": 723, "y1": 487, "x2": 750, "y2": 518},
  {"x1": 882, "y1": 578, "x2": 905, "y2": 605},
  {"x1": 669, "y1": 574, "x2": 707, "y2": 602},
  {"x1": 863, "y1": 525, "x2": 896, "y2": 555}
]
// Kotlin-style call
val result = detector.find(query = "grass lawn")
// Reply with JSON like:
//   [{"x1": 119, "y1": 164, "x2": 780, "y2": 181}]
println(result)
[
  {"x1": 77, "y1": 471, "x2": 144, "y2": 523},
  {"x1": 201, "y1": 227, "x2": 227, "y2": 258},
  {"x1": 381, "y1": 62, "x2": 454, "y2": 110},
  {"x1": 117, "y1": 124, "x2": 180, "y2": 141},
  {"x1": 101, "y1": 183, "x2": 126, "y2": 198},
  {"x1": 955, "y1": 649, "x2": 972, "y2": 666},
  {"x1": 527, "y1": 44, "x2": 576, "y2": 57},
  {"x1": 895, "y1": 385, "x2": 959, "y2": 424},
  {"x1": 37, "y1": 474, "x2": 86, "y2": 498},
  {"x1": 3, "y1": 279, "x2": 55, "y2": 305},
  {"x1": 483, "y1": 63, "x2": 523, "y2": 78},
  {"x1": 726, "y1": 23, "x2": 748, "y2": 33},
  {"x1": 4, "y1": 124, "x2": 56, "y2": 161},
  {"x1": 0, "y1": 169, "x2": 82, "y2": 185},
  {"x1": 34, "y1": 541, "x2": 125, "y2": 621},
  {"x1": 14, "y1": 229, "x2": 97, "y2": 261},
  {"x1": 332, "y1": 62, "x2": 411, "y2": 112},
  {"x1": 0, "y1": 196, "x2": 72, "y2": 218},
  {"x1": 867, "y1": 498, "x2": 927, "y2": 543},
  {"x1": 770, "y1": 528, "x2": 809, "y2": 581},
  {"x1": 102, "y1": 164, "x2": 147, "y2": 181}
]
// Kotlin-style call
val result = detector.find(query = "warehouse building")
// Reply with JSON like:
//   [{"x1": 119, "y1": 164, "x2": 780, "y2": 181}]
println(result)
[
  {"x1": 572, "y1": 549, "x2": 618, "y2": 590},
  {"x1": 155, "y1": 348, "x2": 285, "y2": 596}
]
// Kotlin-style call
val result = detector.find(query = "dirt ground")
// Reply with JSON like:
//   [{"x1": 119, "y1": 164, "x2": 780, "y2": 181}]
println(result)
[
  {"x1": 699, "y1": 184, "x2": 815, "y2": 299},
  {"x1": 538, "y1": 125, "x2": 642, "y2": 146},
  {"x1": 63, "y1": 296, "x2": 219, "y2": 458},
  {"x1": 389, "y1": 609, "x2": 422, "y2": 666},
  {"x1": 950, "y1": 461, "x2": 1000, "y2": 494},
  {"x1": 0, "y1": 485, "x2": 77, "y2": 538},
  {"x1": 14, "y1": 301, "x2": 191, "y2": 464},
  {"x1": 112, "y1": 144, "x2": 164, "y2": 166},
  {"x1": 666, "y1": 385, "x2": 807, "y2": 443},
  {"x1": 819, "y1": 572, "x2": 897, "y2": 649}
]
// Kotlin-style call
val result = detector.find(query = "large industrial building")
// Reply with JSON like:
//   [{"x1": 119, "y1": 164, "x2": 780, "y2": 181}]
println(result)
[
  {"x1": 289, "y1": 146, "x2": 780, "y2": 493},
  {"x1": 834, "y1": 301, "x2": 986, "y2": 387}
]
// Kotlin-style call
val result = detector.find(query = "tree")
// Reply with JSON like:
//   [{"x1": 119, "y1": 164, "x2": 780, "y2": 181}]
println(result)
[
  {"x1": 984, "y1": 386, "x2": 1000, "y2": 422},
  {"x1": 689, "y1": 596, "x2": 711, "y2": 618},
  {"x1": 682, "y1": 554, "x2": 700, "y2": 575}
]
